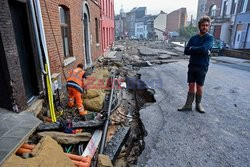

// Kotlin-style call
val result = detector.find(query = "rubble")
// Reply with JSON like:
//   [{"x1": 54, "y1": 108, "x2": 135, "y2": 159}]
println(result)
[
  {"x1": 36, "y1": 120, "x2": 104, "y2": 131},
  {"x1": 37, "y1": 131, "x2": 91, "y2": 144},
  {"x1": 104, "y1": 127, "x2": 130, "y2": 163},
  {"x1": 138, "y1": 46, "x2": 158, "y2": 56},
  {"x1": 158, "y1": 54, "x2": 172, "y2": 60},
  {"x1": 98, "y1": 154, "x2": 113, "y2": 167}
]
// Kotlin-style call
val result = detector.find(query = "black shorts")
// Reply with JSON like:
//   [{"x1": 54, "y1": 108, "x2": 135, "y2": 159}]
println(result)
[{"x1": 187, "y1": 64, "x2": 208, "y2": 86}]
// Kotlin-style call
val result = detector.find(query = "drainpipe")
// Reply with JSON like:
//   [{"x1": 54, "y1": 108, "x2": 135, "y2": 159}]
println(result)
[
  {"x1": 27, "y1": 0, "x2": 46, "y2": 91},
  {"x1": 33, "y1": 0, "x2": 53, "y2": 90}
]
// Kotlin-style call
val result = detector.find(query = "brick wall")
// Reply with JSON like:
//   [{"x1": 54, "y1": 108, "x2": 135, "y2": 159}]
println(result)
[
  {"x1": 206, "y1": 0, "x2": 222, "y2": 17},
  {"x1": 100, "y1": 0, "x2": 115, "y2": 53},
  {"x1": 89, "y1": 0, "x2": 102, "y2": 62},
  {"x1": 167, "y1": 9, "x2": 180, "y2": 32},
  {"x1": 0, "y1": 0, "x2": 27, "y2": 110},
  {"x1": 40, "y1": 0, "x2": 84, "y2": 77},
  {"x1": 40, "y1": 0, "x2": 102, "y2": 81},
  {"x1": 167, "y1": 8, "x2": 187, "y2": 33}
]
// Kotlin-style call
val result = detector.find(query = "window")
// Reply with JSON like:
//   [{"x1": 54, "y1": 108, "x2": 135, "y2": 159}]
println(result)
[
  {"x1": 200, "y1": 4, "x2": 205, "y2": 12},
  {"x1": 210, "y1": 5, "x2": 217, "y2": 17},
  {"x1": 241, "y1": 0, "x2": 248, "y2": 12},
  {"x1": 95, "y1": 18, "x2": 99, "y2": 44},
  {"x1": 231, "y1": 0, "x2": 237, "y2": 14},
  {"x1": 59, "y1": 6, "x2": 72, "y2": 57},
  {"x1": 222, "y1": 1, "x2": 228, "y2": 17}
]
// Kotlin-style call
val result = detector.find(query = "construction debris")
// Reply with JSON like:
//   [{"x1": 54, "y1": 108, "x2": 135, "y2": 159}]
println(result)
[
  {"x1": 104, "y1": 127, "x2": 131, "y2": 163},
  {"x1": 158, "y1": 54, "x2": 172, "y2": 60},
  {"x1": 36, "y1": 120, "x2": 104, "y2": 132},
  {"x1": 37, "y1": 131, "x2": 91, "y2": 144},
  {"x1": 82, "y1": 130, "x2": 103, "y2": 158},
  {"x1": 138, "y1": 46, "x2": 158, "y2": 56},
  {"x1": 98, "y1": 154, "x2": 113, "y2": 167},
  {"x1": 2, "y1": 136, "x2": 74, "y2": 167}
]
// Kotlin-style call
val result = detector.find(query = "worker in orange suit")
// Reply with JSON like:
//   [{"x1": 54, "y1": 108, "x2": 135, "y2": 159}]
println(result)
[{"x1": 66, "y1": 63, "x2": 87, "y2": 116}]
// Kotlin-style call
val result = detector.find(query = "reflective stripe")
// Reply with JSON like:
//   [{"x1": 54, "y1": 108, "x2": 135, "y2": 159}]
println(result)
[
  {"x1": 78, "y1": 107, "x2": 84, "y2": 112},
  {"x1": 69, "y1": 98, "x2": 74, "y2": 101},
  {"x1": 67, "y1": 82, "x2": 83, "y2": 93},
  {"x1": 67, "y1": 68, "x2": 85, "y2": 87}
]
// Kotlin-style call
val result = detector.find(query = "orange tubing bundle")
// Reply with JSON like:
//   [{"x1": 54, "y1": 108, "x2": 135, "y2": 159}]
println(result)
[
  {"x1": 65, "y1": 153, "x2": 91, "y2": 167},
  {"x1": 16, "y1": 148, "x2": 32, "y2": 155},
  {"x1": 16, "y1": 143, "x2": 35, "y2": 155},
  {"x1": 21, "y1": 143, "x2": 35, "y2": 150}
]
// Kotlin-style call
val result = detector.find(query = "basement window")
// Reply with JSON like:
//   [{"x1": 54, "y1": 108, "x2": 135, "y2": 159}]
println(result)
[{"x1": 59, "y1": 6, "x2": 72, "y2": 58}]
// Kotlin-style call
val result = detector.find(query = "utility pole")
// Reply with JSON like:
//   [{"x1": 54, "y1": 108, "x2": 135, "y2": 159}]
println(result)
[{"x1": 190, "y1": 15, "x2": 193, "y2": 27}]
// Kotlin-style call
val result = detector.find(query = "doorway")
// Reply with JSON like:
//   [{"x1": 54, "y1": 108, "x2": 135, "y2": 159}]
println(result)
[
  {"x1": 9, "y1": 0, "x2": 39, "y2": 102},
  {"x1": 0, "y1": 33, "x2": 12, "y2": 110},
  {"x1": 234, "y1": 24, "x2": 243, "y2": 49},
  {"x1": 83, "y1": 3, "x2": 92, "y2": 67}
]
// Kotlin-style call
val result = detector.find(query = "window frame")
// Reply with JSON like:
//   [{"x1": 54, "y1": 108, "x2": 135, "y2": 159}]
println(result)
[
  {"x1": 95, "y1": 18, "x2": 100, "y2": 44},
  {"x1": 59, "y1": 5, "x2": 72, "y2": 58}
]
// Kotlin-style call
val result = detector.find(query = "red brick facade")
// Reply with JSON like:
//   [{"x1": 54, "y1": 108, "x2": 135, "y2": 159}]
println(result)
[
  {"x1": 166, "y1": 8, "x2": 187, "y2": 33},
  {"x1": 0, "y1": 0, "x2": 103, "y2": 111},
  {"x1": 100, "y1": 0, "x2": 115, "y2": 53},
  {"x1": 89, "y1": 0, "x2": 102, "y2": 61},
  {"x1": 40, "y1": 0, "x2": 102, "y2": 76}
]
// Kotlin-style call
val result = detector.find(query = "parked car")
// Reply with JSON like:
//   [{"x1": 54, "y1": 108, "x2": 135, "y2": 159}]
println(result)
[{"x1": 211, "y1": 39, "x2": 226, "y2": 56}]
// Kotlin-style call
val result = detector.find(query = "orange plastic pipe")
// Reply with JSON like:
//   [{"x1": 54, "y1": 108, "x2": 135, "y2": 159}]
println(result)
[
  {"x1": 21, "y1": 143, "x2": 35, "y2": 150},
  {"x1": 16, "y1": 148, "x2": 32, "y2": 155},
  {"x1": 71, "y1": 160, "x2": 90, "y2": 167},
  {"x1": 65, "y1": 153, "x2": 91, "y2": 163}
]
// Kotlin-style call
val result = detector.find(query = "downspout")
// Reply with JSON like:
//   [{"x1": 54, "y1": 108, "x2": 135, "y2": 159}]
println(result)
[
  {"x1": 27, "y1": 0, "x2": 46, "y2": 91},
  {"x1": 33, "y1": 0, "x2": 52, "y2": 86},
  {"x1": 31, "y1": 0, "x2": 57, "y2": 122}
]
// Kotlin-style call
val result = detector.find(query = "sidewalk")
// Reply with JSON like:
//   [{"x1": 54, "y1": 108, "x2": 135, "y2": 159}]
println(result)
[
  {"x1": 0, "y1": 109, "x2": 41, "y2": 165},
  {"x1": 211, "y1": 56, "x2": 250, "y2": 67}
]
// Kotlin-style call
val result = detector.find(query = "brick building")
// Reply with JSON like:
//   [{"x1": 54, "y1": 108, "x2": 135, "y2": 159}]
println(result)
[
  {"x1": 0, "y1": 0, "x2": 44, "y2": 111},
  {"x1": 100, "y1": 0, "x2": 115, "y2": 53},
  {"x1": 232, "y1": 0, "x2": 250, "y2": 49},
  {"x1": 166, "y1": 8, "x2": 187, "y2": 33},
  {"x1": 197, "y1": 0, "x2": 208, "y2": 25},
  {"x1": 40, "y1": 0, "x2": 102, "y2": 74},
  {"x1": 205, "y1": 0, "x2": 223, "y2": 39},
  {"x1": 0, "y1": 0, "x2": 102, "y2": 111}
]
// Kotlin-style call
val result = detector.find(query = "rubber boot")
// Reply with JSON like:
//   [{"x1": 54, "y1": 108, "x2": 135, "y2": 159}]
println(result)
[
  {"x1": 196, "y1": 94, "x2": 205, "y2": 113},
  {"x1": 178, "y1": 92, "x2": 195, "y2": 111}
]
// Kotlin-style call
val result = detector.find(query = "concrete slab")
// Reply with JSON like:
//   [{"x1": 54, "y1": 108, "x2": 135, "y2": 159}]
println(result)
[
  {"x1": 25, "y1": 99, "x2": 43, "y2": 116},
  {"x1": 0, "y1": 108, "x2": 41, "y2": 165}
]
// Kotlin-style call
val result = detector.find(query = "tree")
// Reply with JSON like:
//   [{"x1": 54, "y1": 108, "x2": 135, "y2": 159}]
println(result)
[{"x1": 180, "y1": 25, "x2": 198, "y2": 39}]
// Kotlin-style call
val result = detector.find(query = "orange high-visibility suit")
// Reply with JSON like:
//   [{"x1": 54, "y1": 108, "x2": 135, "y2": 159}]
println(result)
[{"x1": 66, "y1": 67, "x2": 87, "y2": 115}]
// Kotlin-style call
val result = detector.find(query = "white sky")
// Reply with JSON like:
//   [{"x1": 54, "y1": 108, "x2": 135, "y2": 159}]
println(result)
[{"x1": 114, "y1": 0, "x2": 198, "y2": 21}]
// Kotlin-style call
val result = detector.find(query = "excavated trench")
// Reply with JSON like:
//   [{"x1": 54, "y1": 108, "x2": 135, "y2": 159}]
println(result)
[
  {"x1": 8, "y1": 41, "x2": 159, "y2": 166},
  {"x1": 124, "y1": 75, "x2": 156, "y2": 166}
]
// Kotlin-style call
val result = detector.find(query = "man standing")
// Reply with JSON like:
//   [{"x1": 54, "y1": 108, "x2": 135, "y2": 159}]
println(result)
[
  {"x1": 178, "y1": 16, "x2": 214, "y2": 113},
  {"x1": 67, "y1": 63, "x2": 87, "y2": 116}
]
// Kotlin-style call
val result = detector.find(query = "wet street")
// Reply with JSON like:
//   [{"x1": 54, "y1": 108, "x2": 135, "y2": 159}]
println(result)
[{"x1": 137, "y1": 59, "x2": 250, "y2": 167}]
